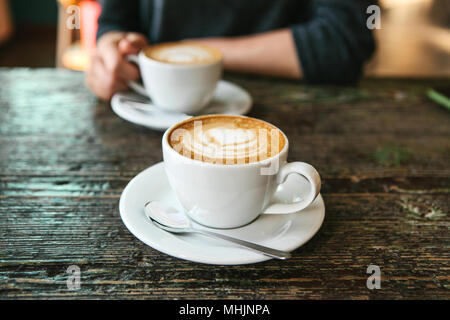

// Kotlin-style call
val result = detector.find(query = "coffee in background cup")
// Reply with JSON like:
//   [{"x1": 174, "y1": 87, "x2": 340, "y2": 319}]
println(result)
[{"x1": 144, "y1": 43, "x2": 222, "y2": 65}]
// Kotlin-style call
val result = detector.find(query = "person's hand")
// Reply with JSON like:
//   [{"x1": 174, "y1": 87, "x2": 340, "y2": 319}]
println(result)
[{"x1": 86, "y1": 32, "x2": 148, "y2": 101}]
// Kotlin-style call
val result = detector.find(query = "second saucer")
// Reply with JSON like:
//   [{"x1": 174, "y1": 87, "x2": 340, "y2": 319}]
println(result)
[{"x1": 111, "y1": 80, "x2": 253, "y2": 131}]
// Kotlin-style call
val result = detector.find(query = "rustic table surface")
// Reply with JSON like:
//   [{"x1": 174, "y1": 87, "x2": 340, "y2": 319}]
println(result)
[{"x1": 0, "y1": 68, "x2": 448, "y2": 299}]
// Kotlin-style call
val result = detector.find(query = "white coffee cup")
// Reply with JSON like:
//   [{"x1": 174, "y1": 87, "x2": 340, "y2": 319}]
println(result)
[
  {"x1": 162, "y1": 115, "x2": 321, "y2": 229},
  {"x1": 127, "y1": 44, "x2": 222, "y2": 114}
]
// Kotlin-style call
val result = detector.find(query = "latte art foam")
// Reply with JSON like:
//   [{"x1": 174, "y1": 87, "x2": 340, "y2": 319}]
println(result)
[
  {"x1": 169, "y1": 115, "x2": 286, "y2": 164},
  {"x1": 145, "y1": 43, "x2": 222, "y2": 65}
]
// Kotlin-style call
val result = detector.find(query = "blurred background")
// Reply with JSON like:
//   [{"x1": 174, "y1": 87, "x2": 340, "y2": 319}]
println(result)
[{"x1": 0, "y1": 0, "x2": 449, "y2": 77}]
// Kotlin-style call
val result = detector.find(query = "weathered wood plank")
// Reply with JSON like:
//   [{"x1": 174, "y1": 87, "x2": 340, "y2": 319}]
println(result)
[
  {"x1": 0, "y1": 194, "x2": 448, "y2": 299},
  {"x1": 1, "y1": 175, "x2": 449, "y2": 197},
  {"x1": 0, "y1": 69, "x2": 449, "y2": 299}
]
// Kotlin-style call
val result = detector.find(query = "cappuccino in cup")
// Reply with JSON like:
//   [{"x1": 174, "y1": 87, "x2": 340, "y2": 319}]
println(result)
[
  {"x1": 163, "y1": 115, "x2": 321, "y2": 229},
  {"x1": 169, "y1": 115, "x2": 286, "y2": 164},
  {"x1": 144, "y1": 43, "x2": 222, "y2": 65},
  {"x1": 127, "y1": 42, "x2": 223, "y2": 114}
]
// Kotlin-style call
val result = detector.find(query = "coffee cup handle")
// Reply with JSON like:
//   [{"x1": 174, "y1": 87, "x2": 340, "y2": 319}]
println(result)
[
  {"x1": 262, "y1": 162, "x2": 321, "y2": 214},
  {"x1": 125, "y1": 54, "x2": 149, "y2": 97}
]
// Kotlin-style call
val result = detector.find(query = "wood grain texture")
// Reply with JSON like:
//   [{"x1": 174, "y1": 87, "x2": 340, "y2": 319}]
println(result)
[{"x1": 0, "y1": 68, "x2": 449, "y2": 299}]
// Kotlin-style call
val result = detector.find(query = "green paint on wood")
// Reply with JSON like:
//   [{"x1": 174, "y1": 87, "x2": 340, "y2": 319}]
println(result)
[{"x1": 374, "y1": 146, "x2": 412, "y2": 167}]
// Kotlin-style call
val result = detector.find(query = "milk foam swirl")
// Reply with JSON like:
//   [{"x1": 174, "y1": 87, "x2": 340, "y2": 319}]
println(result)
[
  {"x1": 169, "y1": 116, "x2": 285, "y2": 164},
  {"x1": 146, "y1": 43, "x2": 221, "y2": 64}
]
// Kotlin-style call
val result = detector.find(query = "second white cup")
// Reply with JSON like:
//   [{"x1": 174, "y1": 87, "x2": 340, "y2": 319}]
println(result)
[{"x1": 127, "y1": 44, "x2": 223, "y2": 114}]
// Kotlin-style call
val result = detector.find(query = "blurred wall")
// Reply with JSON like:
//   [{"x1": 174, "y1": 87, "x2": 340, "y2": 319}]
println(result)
[{"x1": 10, "y1": 0, "x2": 57, "y2": 25}]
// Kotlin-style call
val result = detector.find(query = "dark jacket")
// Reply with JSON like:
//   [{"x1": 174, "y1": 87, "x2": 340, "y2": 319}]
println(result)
[{"x1": 97, "y1": 0, "x2": 376, "y2": 83}]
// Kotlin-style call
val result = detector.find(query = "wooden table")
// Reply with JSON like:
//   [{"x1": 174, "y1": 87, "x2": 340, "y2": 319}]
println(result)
[{"x1": 0, "y1": 68, "x2": 448, "y2": 299}]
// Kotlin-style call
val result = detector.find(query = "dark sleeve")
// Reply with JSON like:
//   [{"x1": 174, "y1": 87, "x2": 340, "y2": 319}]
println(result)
[
  {"x1": 97, "y1": 0, "x2": 141, "y2": 39},
  {"x1": 291, "y1": 0, "x2": 377, "y2": 84}
]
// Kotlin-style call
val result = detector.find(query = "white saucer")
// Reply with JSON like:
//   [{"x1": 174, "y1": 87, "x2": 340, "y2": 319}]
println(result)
[
  {"x1": 119, "y1": 162, "x2": 325, "y2": 265},
  {"x1": 111, "y1": 80, "x2": 253, "y2": 131}
]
